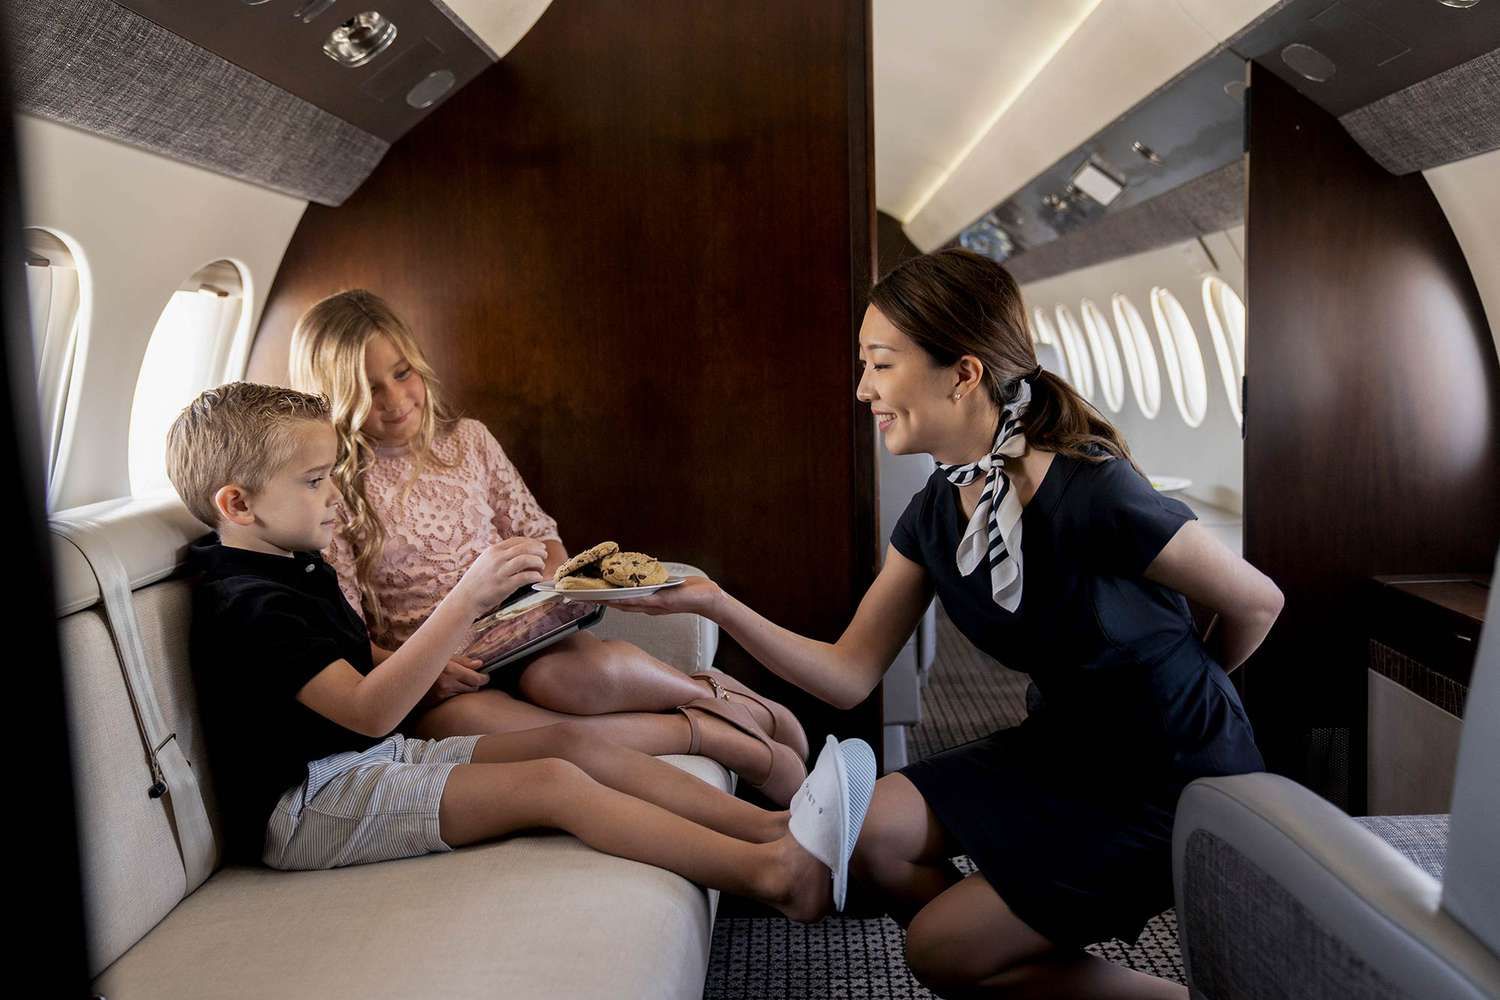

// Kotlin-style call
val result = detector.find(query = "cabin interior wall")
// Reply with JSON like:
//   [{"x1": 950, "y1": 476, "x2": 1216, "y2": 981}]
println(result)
[
  {"x1": 248, "y1": 0, "x2": 879, "y2": 749},
  {"x1": 1020, "y1": 227, "x2": 1247, "y2": 516},
  {"x1": 15, "y1": 116, "x2": 307, "y2": 511},
  {"x1": 1242, "y1": 65, "x2": 1500, "y2": 806}
]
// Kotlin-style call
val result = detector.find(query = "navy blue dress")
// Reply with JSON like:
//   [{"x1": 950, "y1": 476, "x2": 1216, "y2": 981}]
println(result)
[{"x1": 894, "y1": 454, "x2": 1262, "y2": 947}]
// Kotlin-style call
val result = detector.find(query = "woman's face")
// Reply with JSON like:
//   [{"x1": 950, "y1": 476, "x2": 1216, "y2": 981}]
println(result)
[
  {"x1": 856, "y1": 305, "x2": 963, "y2": 456},
  {"x1": 359, "y1": 333, "x2": 428, "y2": 446}
]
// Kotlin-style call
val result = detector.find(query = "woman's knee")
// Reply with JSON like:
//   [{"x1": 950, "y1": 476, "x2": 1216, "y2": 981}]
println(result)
[
  {"x1": 531, "y1": 722, "x2": 614, "y2": 768},
  {"x1": 519, "y1": 641, "x2": 636, "y2": 713},
  {"x1": 905, "y1": 906, "x2": 1010, "y2": 993}
]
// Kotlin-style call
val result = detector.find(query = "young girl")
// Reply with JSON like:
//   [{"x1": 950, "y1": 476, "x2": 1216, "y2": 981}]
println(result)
[{"x1": 288, "y1": 289, "x2": 808, "y2": 803}]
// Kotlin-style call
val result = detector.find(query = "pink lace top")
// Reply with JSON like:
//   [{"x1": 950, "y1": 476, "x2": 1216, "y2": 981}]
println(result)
[{"x1": 324, "y1": 418, "x2": 561, "y2": 649}]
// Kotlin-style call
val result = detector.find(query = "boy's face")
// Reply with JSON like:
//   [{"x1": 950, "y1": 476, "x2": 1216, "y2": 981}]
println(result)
[{"x1": 217, "y1": 421, "x2": 342, "y2": 554}]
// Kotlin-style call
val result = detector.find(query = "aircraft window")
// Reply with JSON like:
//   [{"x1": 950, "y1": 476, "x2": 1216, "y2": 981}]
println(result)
[
  {"x1": 128, "y1": 260, "x2": 248, "y2": 494},
  {"x1": 1201, "y1": 276, "x2": 1246, "y2": 427},
  {"x1": 23, "y1": 227, "x2": 87, "y2": 494},
  {"x1": 1080, "y1": 299, "x2": 1124, "y2": 413},
  {"x1": 1111, "y1": 293, "x2": 1161, "y2": 419},
  {"x1": 1149, "y1": 287, "x2": 1208, "y2": 428},
  {"x1": 1031, "y1": 308, "x2": 1071, "y2": 384},
  {"x1": 1054, "y1": 304, "x2": 1095, "y2": 399}
]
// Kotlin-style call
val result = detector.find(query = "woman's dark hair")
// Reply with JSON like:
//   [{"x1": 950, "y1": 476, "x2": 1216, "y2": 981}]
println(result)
[{"x1": 869, "y1": 248, "x2": 1134, "y2": 467}]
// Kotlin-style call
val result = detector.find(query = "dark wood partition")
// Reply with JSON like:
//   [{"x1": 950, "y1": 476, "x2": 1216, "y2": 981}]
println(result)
[
  {"x1": 250, "y1": 0, "x2": 880, "y2": 753},
  {"x1": 1242, "y1": 65, "x2": 1500, "y2": 806}
]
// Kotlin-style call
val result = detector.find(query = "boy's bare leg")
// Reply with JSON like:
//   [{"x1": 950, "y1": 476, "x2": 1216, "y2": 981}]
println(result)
[
  {"x1": 413, "y1": 690, "x2": 787, "y2": 798},
  {"x1": 468, "y1": 723, "x2": 787, "y2": 843},
  {"x1": 438, "y1": 757, "x2": 829, "y2": 922}
]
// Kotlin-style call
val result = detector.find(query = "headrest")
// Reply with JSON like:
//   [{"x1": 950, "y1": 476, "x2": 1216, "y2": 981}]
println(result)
[{"x1": 51, "y1": 495, "x2": 209, "y2": 617}]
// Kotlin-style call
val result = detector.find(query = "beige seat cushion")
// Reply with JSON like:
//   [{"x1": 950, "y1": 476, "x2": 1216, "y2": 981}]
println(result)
[{"x1": 94, "y1": 754, "x2": 729, "y2": 1000}]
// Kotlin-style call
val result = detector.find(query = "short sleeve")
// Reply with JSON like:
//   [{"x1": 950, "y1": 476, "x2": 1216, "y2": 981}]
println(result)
[
  {"x1": 322, "y1": 514, "x2": 367, "y2": 626},
  {"x1": 473, "y1": 421, "x2": 562, "y2": 542},
  {"x1": 889, "y1": 483, "x2": 930, "y2": 564},
  {"x1": 1087, "y1": 459, "x2": 1196, "y2": 577},
  {"x1": 222, "y1": 591, "x2": 346, "y2": 701}
]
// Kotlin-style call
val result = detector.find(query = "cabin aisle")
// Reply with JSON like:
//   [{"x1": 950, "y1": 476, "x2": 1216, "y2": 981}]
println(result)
[{"x1": 703, "y1": 608, "x2": 1186, "y2": 998}]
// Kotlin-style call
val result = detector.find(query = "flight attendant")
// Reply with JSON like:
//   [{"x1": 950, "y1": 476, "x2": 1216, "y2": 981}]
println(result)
[{"x1": 615, "y1": 248, "x2": 1283, "y2": 997}]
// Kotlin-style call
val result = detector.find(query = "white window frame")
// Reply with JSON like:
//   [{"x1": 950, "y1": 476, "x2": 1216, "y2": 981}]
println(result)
[
  {"x1": 1149, "y1": 286, "x2": 1209, "y2": 428},
  {"x1": 1201, "y1": 276, "x2": 1246, "y2": 428},
  {"x1": 1111, "y1": 293, "x2": 1161, "y2": 419},
  {"x1": 23, "y1": 227, "x2": 89, "y2": 507},
  {"x1": 1054, "y1": 304, "x2": 1095, "y2": 399},
  {"x1": 1080, "y1": 298, "x2": 1125, "y2": 413},
  {"x1": 1031, "y1": 307, "x2": 1071, "y2": 383}
]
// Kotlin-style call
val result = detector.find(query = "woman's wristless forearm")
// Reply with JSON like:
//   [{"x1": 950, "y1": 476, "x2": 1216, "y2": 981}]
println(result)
[{"x1": 705, "y1": 588, "x2": 870, "y2": 709}]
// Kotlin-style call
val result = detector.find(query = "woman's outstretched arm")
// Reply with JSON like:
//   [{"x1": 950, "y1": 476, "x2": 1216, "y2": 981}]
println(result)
[
  {"x1": 1144, "y1": 522, "x2": 1284, "y2": 671},
  {"x1": 616, "y1": 546, "x2": 933, "y2": 709}
]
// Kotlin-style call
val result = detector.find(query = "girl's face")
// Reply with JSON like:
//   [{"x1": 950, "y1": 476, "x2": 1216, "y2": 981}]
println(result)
[
  {"x1": 856, "y1": 305, "x2": 963, "y2": 457},
  {"x1": 358, "y1": 333, "x2": 428, "y2": 446}
]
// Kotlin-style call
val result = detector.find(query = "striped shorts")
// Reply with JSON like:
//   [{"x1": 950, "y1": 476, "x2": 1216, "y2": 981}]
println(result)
[{"x1": 264, "y1": 733, "x2": 483, "y2": 870}]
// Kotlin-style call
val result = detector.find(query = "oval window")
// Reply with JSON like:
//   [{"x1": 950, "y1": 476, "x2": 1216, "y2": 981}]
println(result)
[
  {"x1": 23, "y1": 227, "x2": 89, "y2": 498},
  {"x1": 1031, "y1": 307, "x2": 1071, "y2": 384},
  {"x1": 1149, "y1": 287, "x2": 1208, "y2": 427},
  {"x1": 1080, "y1": 298, "x2": 1125, "y2": 413},
  {"x1": 1054, "y1": 304, "x2": 1095, "y2": 399},
  {"x1": 1201, "y1": 276, "x2": 1246, "y2": 427},
  {"x1": 1111, "y1": 293, "x2": 1161, "y2": 419},
  {"x1": 129, "y1": 260, "x2": 249, "y2": 495}
]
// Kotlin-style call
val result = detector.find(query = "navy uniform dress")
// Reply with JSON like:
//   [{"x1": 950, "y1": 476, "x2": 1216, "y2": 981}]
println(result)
[{"x1": 894, "y1": 453, "x2": 1263, "y2": 947}]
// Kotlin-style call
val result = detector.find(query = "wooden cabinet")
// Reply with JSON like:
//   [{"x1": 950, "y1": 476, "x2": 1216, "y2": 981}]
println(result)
[{"x1": 1361, "y1": 575, "x2": 1488, "y2": 816}]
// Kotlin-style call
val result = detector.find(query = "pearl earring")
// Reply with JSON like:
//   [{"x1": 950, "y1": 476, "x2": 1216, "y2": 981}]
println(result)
[{"x1": 953, "y1": 392, "x2": 961, "y2": 401}]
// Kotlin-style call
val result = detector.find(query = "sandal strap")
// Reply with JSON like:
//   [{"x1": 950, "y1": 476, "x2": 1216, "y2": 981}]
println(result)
[
  {"x1": 675, "y1": 705, "x2": 703, "y2": 756},
  {"x1": 693, "y1": 672, "x2": 777, "y2": 741},
  {"x1": 693, "y1": 672, "x2": 727, "y2": 701},
  {"x1": 676, "y1": 698, "x2": 777, "y2": 791}
]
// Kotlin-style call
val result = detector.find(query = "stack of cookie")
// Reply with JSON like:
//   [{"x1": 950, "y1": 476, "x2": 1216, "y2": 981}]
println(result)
[{"x1": 555, "y1": 542, "x2": 669, "y2": 590}]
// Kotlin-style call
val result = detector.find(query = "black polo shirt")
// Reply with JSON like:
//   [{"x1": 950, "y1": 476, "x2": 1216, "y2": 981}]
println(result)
[{"x1": 188, "y1": 533, "x2": 380, "y2": 862}]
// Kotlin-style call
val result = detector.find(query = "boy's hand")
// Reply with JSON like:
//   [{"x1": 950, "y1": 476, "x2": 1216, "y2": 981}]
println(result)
[
  {"x1": 457, "y1": 537, "x2": 548, "y2": 614},
  {"x1": 420, "y1": 655, "x2": 488, "y2": 707}
]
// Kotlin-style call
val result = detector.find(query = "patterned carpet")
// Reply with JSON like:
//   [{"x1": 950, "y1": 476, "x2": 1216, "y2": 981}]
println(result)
[{"x1": 702, "y1": 609, "x2": 1185, "y2": 998}]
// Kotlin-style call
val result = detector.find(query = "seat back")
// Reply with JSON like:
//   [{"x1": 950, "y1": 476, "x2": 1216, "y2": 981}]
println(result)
[
  {"x1": 52, "y1": 496, "x2": 222, "y2": 976},
  {"x1": 1440, "y1": 548, "x2": 1500, "y2": 955}
]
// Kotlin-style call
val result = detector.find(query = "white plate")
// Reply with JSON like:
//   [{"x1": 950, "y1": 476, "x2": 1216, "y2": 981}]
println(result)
[
  {"x1": 1148, "y1": 475, "x2": 1192, "y2": 493},
  {"x1": 532, "y1": 576, "x2": 686, "y2": 601}
]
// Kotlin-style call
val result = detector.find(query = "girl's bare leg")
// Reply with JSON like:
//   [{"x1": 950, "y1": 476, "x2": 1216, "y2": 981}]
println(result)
[
  {"x1": 468, "y1": 723, "x2": 786, "y2": 843},
  {"x1": 411, "y1": 689, "x2": 783, "y2": 794},
  {"x1": 438, "y1": 757, "x2": 829, "y2": 921},
  {"x1": 903, "y1": 874, "x2": 1187, "y2": 999},
  {"x1": 516, "y1": 632, "x2": 776, "y2": 722}
]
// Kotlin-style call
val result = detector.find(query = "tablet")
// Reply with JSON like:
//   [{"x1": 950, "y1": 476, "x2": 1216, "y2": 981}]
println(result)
[{"x1": 461, "y1": 589, "x2": 605, "y2": 674}]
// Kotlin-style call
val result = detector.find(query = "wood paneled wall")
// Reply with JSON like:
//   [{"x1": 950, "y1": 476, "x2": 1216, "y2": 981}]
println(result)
[
  {"x1": 1242, "y1": 65, "x2": 1500, "y2": 802},
  {"x1": 249, "y1": 0, "x2": 880, "y2": 750}
]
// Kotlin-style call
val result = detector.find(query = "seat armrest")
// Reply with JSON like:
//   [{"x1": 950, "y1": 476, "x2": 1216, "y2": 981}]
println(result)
[
  {"x1": 587, "y1": 562, "x2": 718, "y2": 671},
  {"x1": 1173, "y1": 773, "x2": 1500, "y2": 1000}
]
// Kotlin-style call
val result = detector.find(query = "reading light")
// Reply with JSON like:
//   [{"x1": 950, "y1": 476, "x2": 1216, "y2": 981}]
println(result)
[
  {"x1": 1281, "y1": 43, "x2": 1336, "y2": 83},
  {"x1": 293, "y1": 0, "x2": 337, "y2": 23},
  {"x1": 406, "y1": 70, "x2": 456, "y2": 109},
  {"x1": 1069, "y1": 160, "x2": 1125, "y2": 207},
  {"x1": 323, "y1": 11, "x2": 398, "y2": 67},
  {"x1": 1132, "y1": 141, "x2": 1163, "y2": 166},
  {"x1": 1437, "y1": 0, "x2": 1481, "y2": 7}
]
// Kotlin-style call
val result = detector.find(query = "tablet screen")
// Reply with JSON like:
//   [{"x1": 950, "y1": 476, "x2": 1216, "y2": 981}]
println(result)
[{"x1": 462, "y1": 596, "x2": 601, "y2": 672}]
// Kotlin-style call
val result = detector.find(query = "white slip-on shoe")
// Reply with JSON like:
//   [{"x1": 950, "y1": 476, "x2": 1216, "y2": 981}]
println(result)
[{"x1": 788, "y1": 735, "x2": 878, "y2": 911}]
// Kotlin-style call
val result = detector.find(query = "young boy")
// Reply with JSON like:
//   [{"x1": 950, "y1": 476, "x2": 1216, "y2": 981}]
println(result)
[{"x1": 166, "y1": 382, "x2": 869, "y2": 918}]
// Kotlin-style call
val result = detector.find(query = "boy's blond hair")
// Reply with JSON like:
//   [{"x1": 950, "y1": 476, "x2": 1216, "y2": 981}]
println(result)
[{"x1": 166, "y1": 382, "x2": 332, "y2": 526}]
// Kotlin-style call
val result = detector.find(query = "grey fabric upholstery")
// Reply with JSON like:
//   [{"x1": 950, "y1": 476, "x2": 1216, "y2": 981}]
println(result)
[
  {"x1": 1340, "y1": 48, "x2": 1500, "y2": 176},
  {"x1": 1354, "y1": 814, "x2": 1449, "y2": 881},
  {"x1": 1175, "y1": 548, "x2": 1500, "y2": 999},
  {"x1": 1174, "y1": 775, "x2": 1499, "y2": 999},
  {"x1": 1004, "y1": 160, "x2": 1244, "y2": 285},
  {"x1": 4, "y1": 0, "x2": 388, "y2": 206}
]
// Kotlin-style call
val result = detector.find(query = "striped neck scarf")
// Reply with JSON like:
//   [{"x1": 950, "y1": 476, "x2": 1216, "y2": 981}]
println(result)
[{"x1": 936, "y1": 381, "x2": 1031, "y2": 612}]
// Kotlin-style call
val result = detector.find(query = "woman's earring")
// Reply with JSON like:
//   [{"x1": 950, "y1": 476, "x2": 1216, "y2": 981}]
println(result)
[{"x1": 953, "y1": 391, "x2": 962, "y2": 401}]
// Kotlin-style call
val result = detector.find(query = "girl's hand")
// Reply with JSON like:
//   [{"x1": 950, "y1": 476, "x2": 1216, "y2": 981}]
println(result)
[
  {"x1": 608, "y1": 576, "x2": 722, "y2": 618},
  {"x1": 421, "y1": 656, "x2": 488, "y2": 706},
  {"x1": 457, "y1": 537, "x2": 548, "y2": 613}
]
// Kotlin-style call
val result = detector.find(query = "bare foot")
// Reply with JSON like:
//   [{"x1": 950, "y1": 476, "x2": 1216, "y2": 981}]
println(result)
[{"x1": 764, "y1": 832, "x2": 834, "y2": 923}]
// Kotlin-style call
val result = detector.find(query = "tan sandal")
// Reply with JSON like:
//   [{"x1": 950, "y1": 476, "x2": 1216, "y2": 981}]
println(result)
[
  {"x1": 677, "y1": 698, "x2": 806, "y2": 807},
  {"x1": 693, "y1": 672, "x2": 810, "y2": 764}
]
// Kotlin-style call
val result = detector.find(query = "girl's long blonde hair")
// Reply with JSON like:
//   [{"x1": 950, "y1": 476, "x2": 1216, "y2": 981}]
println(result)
[{"x1": 289, "y1": 289, "x2": 459, "y2": 632}]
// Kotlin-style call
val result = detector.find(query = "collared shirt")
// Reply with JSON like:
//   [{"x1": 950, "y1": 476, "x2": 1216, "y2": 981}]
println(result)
[{"x1": 188, "y1": 534, "x2": 382, "y2": 862}]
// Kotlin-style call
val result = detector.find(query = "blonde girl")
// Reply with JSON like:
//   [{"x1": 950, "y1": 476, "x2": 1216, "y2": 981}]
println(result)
[{"x1": 289, "y1": 289, "x2": 808, "y2": 803}]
